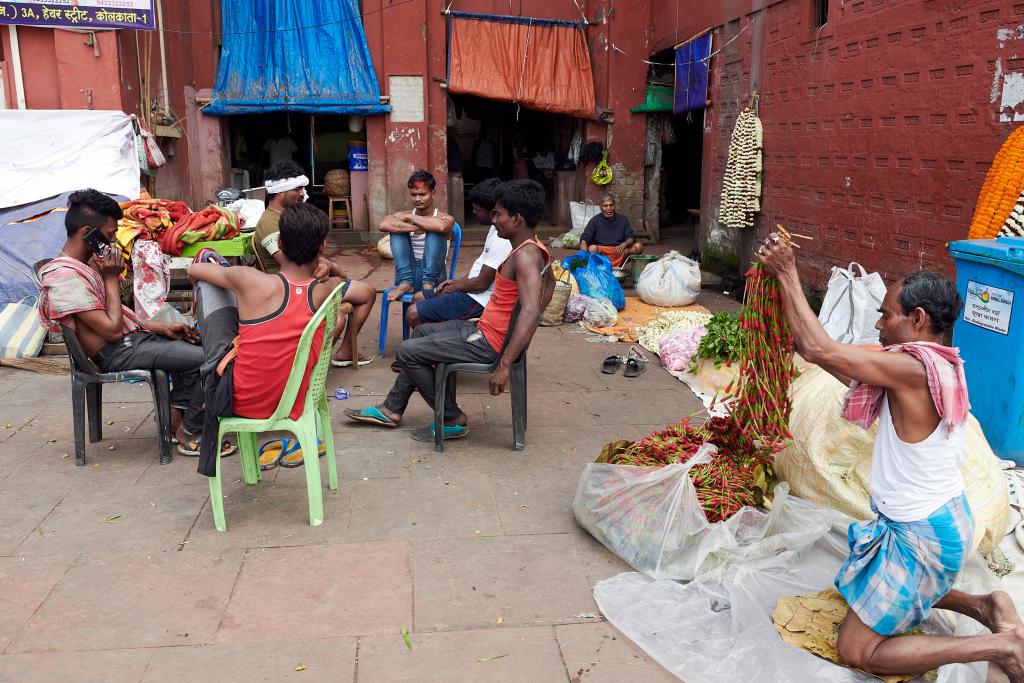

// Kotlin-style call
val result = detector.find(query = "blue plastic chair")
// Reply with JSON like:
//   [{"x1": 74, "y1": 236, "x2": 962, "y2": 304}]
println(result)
[{"x1": 378, "y1": 223, "x2": 462, "y2": 356}]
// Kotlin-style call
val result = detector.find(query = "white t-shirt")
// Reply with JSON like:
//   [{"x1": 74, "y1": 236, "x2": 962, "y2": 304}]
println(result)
[
  {"x1": 409, "y1": 208, "x2": 450, "y2": 261},
  {"x1": 467, "y1": 225, "x2": 513, "y2": 306},
  {"x1": 870, "y1": 396, "x2": 966, "y2": 522}
]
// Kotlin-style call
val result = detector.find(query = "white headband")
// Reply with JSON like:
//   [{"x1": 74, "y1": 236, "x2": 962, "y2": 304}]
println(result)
[{"x1": 266, "y1": 175, "x2": 309, "y2": 194}]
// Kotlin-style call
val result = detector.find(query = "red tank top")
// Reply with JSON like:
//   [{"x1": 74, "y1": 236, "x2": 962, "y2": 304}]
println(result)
[
  {"x1": 477, "y1": 237, "x2": 550, "y2": 352},
  {"x1": 233, "y1": 273, "x2": 325, "y2": 420}
]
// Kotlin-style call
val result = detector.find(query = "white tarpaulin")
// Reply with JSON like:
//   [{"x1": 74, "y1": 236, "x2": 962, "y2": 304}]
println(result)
[{"x1": 0, "y1": 110, "x2": 140, "y2": 209}]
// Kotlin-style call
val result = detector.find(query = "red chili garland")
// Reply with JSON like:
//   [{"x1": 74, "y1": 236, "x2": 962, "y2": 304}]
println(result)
[{"x1": 607, "y1": 260, "x2": 797, "y2": 523}]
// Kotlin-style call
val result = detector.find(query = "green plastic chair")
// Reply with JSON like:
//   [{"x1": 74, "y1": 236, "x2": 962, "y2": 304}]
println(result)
[{"x1": 208, "y1": 281, "x2": 347, "y2": 532}]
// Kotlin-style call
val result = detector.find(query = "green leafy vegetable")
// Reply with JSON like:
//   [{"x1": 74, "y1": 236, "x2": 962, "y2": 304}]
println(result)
[{"x1": 687, "y1": 311, "x2": 744, "y2": 373}]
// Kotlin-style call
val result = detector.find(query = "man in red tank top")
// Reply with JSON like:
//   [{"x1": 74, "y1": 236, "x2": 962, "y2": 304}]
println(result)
[
  {"x1": 187, "y1": 204, "x2": 350, "y2": 474},
  {"x1": 345, "y1": 180, "x2": 552, "y2": 443}
]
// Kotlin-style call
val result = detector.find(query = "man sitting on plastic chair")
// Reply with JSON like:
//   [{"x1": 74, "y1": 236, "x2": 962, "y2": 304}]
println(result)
[
  {"x1": 37, "y1": 189, "x2": 233, "y2": 459},
  {"x1": 345, "y1": 180, "x2": 551, "y2": 443},
  {"x1": 187, "y1": 203, "x2": 349, "y2": 474},
  {"x1": 404, "y1": 177, "x2": 511, "y2": 330},
  {"x1": 379, "y1": 170, "x2": 455, "y2": 301}
]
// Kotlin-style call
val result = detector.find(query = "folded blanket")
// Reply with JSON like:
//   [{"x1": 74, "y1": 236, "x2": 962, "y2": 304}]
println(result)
[{"x1": 159, "y1": 206, "x2": 241, "y2": 256}]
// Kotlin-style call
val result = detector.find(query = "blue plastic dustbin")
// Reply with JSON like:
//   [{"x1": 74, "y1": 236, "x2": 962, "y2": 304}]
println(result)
[{"x1": 948, "y1": 236, "x2": 1024, "y2": 463}]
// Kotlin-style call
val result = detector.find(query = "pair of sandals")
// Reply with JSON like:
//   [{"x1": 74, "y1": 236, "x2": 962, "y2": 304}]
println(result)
[
  {"x1": 175, "y1": 437, "x2": 237, "y2": 458},
  {"x1": 342, "y1": 406, "x2": 469, "y2": 441},
  {"x1": 602, "y1": 346, "x2": 648, "y2": 378},
  {"x1": 258, "y1": 437, "x2": 327, "y2": 470}
]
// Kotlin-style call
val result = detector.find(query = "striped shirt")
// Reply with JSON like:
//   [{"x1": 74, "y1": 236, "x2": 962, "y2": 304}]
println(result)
[{"x1": 38, "y1": 256, "x2": 142, "y2": 335}]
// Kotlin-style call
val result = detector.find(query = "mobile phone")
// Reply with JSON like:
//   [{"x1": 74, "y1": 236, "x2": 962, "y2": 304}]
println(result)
[{"x1": 83, "y1": 228, "x2": 112, "y2": 257}]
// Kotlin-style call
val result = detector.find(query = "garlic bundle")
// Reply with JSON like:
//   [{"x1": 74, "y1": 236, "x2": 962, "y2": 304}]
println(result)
[
  {"x1": 718, "y1": 106, "x2": 764, "y2": 229},
  {"x1": 998, "y1": 189, "x2": 1024, "y2": 237}
]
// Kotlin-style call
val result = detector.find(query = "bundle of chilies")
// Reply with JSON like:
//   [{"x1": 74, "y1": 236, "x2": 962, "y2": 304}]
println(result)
[{"x1": 608, "y1": 233, "x2": 797, "y2": 522}]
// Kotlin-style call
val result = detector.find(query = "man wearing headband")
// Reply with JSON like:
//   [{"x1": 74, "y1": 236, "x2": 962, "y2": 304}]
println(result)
[{"x1": 255, "y1": 161, "x2": 377, "y2": 367}]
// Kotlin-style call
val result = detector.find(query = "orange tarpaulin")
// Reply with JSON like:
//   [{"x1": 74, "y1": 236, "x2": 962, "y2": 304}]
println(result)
[{"x1": 447, "y1": 14, "x2": 598, "y2": 120}]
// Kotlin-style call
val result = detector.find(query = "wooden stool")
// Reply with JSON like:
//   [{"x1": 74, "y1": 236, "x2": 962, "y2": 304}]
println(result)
[
  {"x1": 327, "y1": 197, "x2": 352, "y2": 228},
  {"x1": 336, "y1": 302, "x2": 359, "y2": 371}
]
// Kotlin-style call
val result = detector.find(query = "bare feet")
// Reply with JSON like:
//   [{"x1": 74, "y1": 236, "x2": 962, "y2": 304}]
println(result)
[
  {"x1": 985, "y1": 592, "x2": 1024, "y2": 634},
  {"x1": 994, "y1": 626, "x2": 1024, "y2": 683},
  {"x1": 379, "y1": 405, "x2": 403, "y2": 424},
  {"x1": 388, "y1": 283, "x2": 414, "y2": 301}
]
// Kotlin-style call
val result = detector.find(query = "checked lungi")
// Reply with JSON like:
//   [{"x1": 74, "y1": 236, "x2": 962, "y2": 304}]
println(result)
[{"x1": 834, "y1": 494, "x2": 974, "y2": 636}]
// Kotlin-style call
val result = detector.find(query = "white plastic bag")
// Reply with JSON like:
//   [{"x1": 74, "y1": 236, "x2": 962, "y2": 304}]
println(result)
[
  {"x1": 635, "y1": 251, "x2": 701, "y2": 307},
  {"x1": 570, "y1": 201, "x2": 601, "y2": 231},
  {"x1": 582, "y1": 297, "x2": 617, "y2": 327},
  {"x1": 817, "y1": 262, "x2": 887, "y2": 344},
  {"x1": 572, "y1": 445, "x2": 834, "y2": 580}
]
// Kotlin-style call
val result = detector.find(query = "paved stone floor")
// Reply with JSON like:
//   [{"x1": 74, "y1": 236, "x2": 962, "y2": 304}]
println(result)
[{"x1": 0, "y1": 240, "x2": 735, "y2": 682}]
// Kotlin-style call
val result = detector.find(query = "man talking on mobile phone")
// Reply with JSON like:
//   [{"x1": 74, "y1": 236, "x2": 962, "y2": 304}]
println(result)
[{"x1": 37, "y1": 189, "x2": 235, "y2": 459}]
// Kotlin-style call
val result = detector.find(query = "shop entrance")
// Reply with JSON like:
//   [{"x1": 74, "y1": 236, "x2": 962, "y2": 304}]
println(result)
[
  {"x1": 226, "y1": 113, "x2": 368, "y2": 228},
  {"x1": 446, "y1": 94, "x2": 580, "y2": 230},
  {"x1": 660, "y1": 112, "x2": 704, "y2": 235}
]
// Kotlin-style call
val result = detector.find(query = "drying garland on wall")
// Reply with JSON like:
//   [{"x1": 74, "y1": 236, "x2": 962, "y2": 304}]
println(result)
[{"x1": 718, "y1": 105, "x2": 764, "y2": 229}]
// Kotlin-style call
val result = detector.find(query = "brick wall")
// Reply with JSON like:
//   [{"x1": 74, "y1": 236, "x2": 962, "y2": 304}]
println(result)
[
  {"x1": 697, "y1": 1, "x2": 1024, "y2": 289},
  {"x1": 606, "y1": 165, "x2": 647, "y2": 235}
]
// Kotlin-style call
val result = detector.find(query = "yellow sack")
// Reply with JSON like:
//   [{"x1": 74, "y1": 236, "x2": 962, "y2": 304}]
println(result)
[
  {"x1": 550, "y1": 260, "x2": 580, "y2": 298},
  {"x1": 774, "y1": 365, "x2": 1008, "y2": 555}
]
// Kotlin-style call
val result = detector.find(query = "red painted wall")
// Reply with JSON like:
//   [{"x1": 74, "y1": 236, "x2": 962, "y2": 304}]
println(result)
[
  {"x1": 650, "y1": 0, "x2": 1024, "y2": 288},
  {"x1": 362, "y1": 0, "x2": 652, "y2": 229}
]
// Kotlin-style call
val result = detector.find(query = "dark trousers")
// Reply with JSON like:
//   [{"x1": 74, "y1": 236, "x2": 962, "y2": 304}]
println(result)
[
  {"x1": 383, "y1": 320, "x2": 498, "y2": 423},
  {"x1": 94, "y1": 332, "x2": 206, "y2": 434}
]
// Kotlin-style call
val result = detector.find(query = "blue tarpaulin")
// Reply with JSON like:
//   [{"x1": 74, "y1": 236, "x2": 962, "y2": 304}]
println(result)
[
  {"x1": 206, "y1": 0, "x2": 388, "y2": 115},
  {"x1": 674, "y1": 33, "x2": 711, "y2": 114}
]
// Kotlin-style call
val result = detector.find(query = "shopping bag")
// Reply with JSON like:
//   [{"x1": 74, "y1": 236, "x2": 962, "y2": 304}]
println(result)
[
  {"x1": 816, "y1": 262, "x2": 886, "y2": 344},
  {"x1": 635, "y1": 251, "x2": 701, "y2": 307},
  {"x1": 0, "y1": 297, "x2": 48, "y2": 359},
  {"x1": 562, "y1": 251, "x2": 626, "y2": 310},
  {"x1": 570, "y1": 201, "x2": 601, "y2": 232},
  {"x1": 573, "y1": 444, "x2": 834, "y2": 580}
]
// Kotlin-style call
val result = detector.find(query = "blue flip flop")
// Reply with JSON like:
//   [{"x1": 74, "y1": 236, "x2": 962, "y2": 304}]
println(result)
[
  {"x1": 344, "y1": 406, "x2": 399, "y2": 428},
  {"x1": 279, "y1": 439, "x2": 327, "y2": 468},
  {"x1": 410, "y1": 424, "x2": 469, "y2": 442},
  {"x1": 259, "y1": 437, "x2": 298, "y2": 471}
]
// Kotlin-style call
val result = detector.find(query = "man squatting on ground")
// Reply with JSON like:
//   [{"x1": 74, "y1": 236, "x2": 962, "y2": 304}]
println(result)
[
  {"x1": 757, "y1": 234, "x2": 1024, "y2": 680},
  {"x1": 579, "y1": 192, "x2": 644, "y2": 268},
  {"x1": 404, "y1": 178, "x2": 512, "y2": 329},
  {"x1": 187, "y1": 203, "x2": 350, "y2": 473},
  {"x1": 378, "y1": 170, "x2": 455, "y2": 302},
  {"x1": 38, "y1": 189, "x2": 233, "y2": 458},
  {"x1": 253, "y1": 160, "x2": 376, "y2": 367},
  {"x1": 344, "y1": 180, "x2": 552, "y2": 442}
]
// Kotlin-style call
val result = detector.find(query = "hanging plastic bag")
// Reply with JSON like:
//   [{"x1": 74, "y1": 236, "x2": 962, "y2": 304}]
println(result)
[
  {"x1": 582, "y1": 297, "x2": 617, "y2": 327},
  {"x1": 635, "y1": 250, "x2": 702, "y2": 307},
  {"x1": 562, "y1": 251, "x2": 626, "y2": 310},
  {"x1": 817, "y1": 262, "x2": 887, "y2": 344},
  {"x1": 573, "y1": 445, "x2": 835, "y2": 580},
  {"x1": 591, "y1": 150, "x2": 613, "y2": 185},
  {"x1": 563, "y1": 294, "x2": 594, "y2": 323}
]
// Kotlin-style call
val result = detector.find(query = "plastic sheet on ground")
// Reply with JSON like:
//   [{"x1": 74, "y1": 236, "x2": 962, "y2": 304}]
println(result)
[
  {"x1": 594, "y1": 515, "x2": 999, "y2": 683},
  {"x1": 573, "y1": 445, "x2": 836, "y2": 581}
]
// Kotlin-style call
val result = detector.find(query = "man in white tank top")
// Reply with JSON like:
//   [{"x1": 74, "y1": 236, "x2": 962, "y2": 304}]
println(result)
[{"x1": 758, "y1": 235, "x2": 1024, "y2": 680}]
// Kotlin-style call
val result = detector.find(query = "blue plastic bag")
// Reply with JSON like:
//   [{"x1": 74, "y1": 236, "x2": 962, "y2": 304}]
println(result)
[{"x1": 561, "y1": 251, "x2": 626, "y2": 310}]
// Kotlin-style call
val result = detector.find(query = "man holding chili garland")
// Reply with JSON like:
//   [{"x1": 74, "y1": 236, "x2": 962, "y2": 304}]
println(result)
[{"x1": 758, "y1": 233, "x2": 1024, "y2": 680}]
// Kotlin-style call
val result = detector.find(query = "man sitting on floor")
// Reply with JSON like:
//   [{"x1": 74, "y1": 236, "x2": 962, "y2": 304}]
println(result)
[
  {"x1": 758, "y1": 234, "x2": 1024, "y2": 680},
  {"x1": 405, "y1": 178, "x2": 511, "y2": 329},
  {"x1": 579, "y1": 192, "x2": 644, "y2": 267},
  {"x1": 187, "y1": 203, "x2": 349, "y2": 473},
  {"x1": 38, "y1": 189, "x2": 233, "y2": 458},
  {"x1": 379, "y1": 170, "x2": 455, "y2": 302},
  {"x1": 254, "y1": 160, "x2": 376, "y2": 367},
  {"x1": 344, "y1": 179, "x2": 552, "y2": 442}
]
